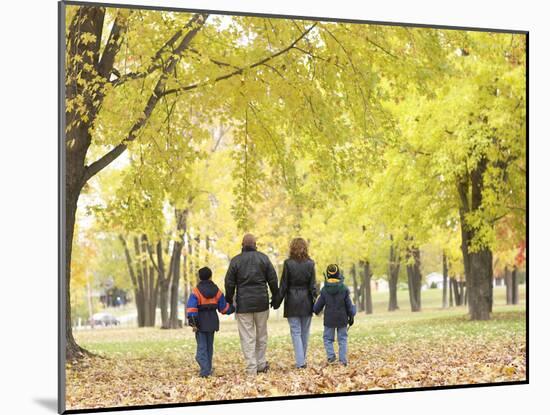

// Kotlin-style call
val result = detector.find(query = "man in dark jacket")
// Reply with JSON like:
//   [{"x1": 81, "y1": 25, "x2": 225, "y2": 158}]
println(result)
[
  {"x1": 313, "y1": 264, "x2": 356, "y2": 366},
  {"x1": 186, "y1": 267, "x2": 234, "y2": 377},
  {"x1": 225, "y1": 234, "x2": 279, "y2": 375}
]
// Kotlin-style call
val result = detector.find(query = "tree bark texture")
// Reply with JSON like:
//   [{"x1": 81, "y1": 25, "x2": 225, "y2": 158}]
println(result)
[
  {"x1": 406, "y1": 246, "x2": 422, "y2": 312},
  {"x1": 388, "y1": 236, "x2": 400, "y2": 311}
]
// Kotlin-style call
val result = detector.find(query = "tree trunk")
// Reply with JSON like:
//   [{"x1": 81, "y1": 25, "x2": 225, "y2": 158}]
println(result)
[
  {"x1": 449, "y1": 276, "x2": 454, "y2": 306},
  {"x1": 451, "y1": 277, "x2": 462, "y2": 306},
  {"x1": 169, "y1": 208, "x2": 188, "y2": 329},
  {"x1": 156, "y1": 241, "x2": 170, "y2": 329},
  {"x1": 137, "y1": 236, "x2": 155, "y2": 327},
  {"x1": 505, "y1": 266, "x2": 512, "y2": 304},
  {"x1": 188, "y1": 234, "x2": 195, "y2": 285},
  {"x1": 511, "y1": 265, "x2": 519, "y2": 304},
  {"x1": 194, "y1": 233, "x2": 201, "y2": 285},
  {"x1": 63, "y1": 8, "x2": 207, "y2": 358},
  {"x1": 182, "y1": 232, "x2": 189, "y2": 326},
  {"x1": 86, "y1": 280, "x2": 94, "y2": 328},
  {"x1": 457, "y1": 156, "x2": 493, "y2": 320},
  {"x1": 149, "y1": 264, "x2": 158, "y2": 325},
  {"x1": 468, "y1": 249, "x2": 492, "y2": 320},
  {"x1": 137, "y1": 238, "x2": 148, "y2": 326},
  {"x1": 442, "y1": 252, "x2": 449, "y2": 308},
  {"x1": 388, "y1": 236, "x2": 400, "y2": 311},
  {"x1": 406, "y1": 245, "x2": 422, "y2": 312},
  {"x1": 362, "y1": 261, "x2": 373, "y2": 314},
  {"x1": 351, "y1": 264, "x2": 360, "y2": 309},
  {"x1": 119, "y1": 235, "x2": 144, "y2": 326},
  {"x1": 65, "y1": 190, "x2": 90, "y2": 360}
]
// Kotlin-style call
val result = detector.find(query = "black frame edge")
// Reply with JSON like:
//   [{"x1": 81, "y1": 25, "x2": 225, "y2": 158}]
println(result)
[
  {"x1": 61, "y1": 0, "x2": 528, "y2": 35},
  {"x1": 58, "y1": 1, "x2": 529, "y2": 414},
  {"x1": 62, "y1": 380, "x2": 528, "y2": 414}
]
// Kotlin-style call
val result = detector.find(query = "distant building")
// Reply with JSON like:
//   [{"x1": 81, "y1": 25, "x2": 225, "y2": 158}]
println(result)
[
  {"x1": 424, "y1": 272, "x2": 444, "y2": 289},
  {"x1": 373, "y1": 278, "x2": 389, "y2": 292}
]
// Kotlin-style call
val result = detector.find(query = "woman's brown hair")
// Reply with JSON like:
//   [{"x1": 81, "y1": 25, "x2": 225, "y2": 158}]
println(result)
[{"x1": 289, "y1": 237, "x2": 310, "y2": 262}]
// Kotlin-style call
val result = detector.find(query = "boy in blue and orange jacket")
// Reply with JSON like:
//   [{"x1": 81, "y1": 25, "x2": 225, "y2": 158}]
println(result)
[{"x1": 186, "y1": 267, "x2": 234, "y2": 377}]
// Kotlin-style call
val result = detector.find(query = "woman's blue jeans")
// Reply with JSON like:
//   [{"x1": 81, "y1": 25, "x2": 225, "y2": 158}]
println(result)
[{"x1": 287, "y1": 316, "x2": 312, "y2": 367}]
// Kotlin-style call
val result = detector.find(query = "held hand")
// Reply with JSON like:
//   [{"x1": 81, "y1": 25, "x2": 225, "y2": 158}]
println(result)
[
  {"x1": 348, "y1": 315, "x2": 354, "y2": 327},
  {"x1": 188, "y1": 315, "x2": 199, "y2": 331}
]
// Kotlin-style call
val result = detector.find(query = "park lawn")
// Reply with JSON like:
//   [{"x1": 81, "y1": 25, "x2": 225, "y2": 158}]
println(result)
[{"x1": 67, "y1": 287, "x2": 526, "y2": 410}]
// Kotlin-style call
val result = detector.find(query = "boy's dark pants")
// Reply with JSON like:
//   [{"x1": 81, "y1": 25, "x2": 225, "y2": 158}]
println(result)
[{"x1": 195, "y1": 331, "x2": 215, "y2": 376}]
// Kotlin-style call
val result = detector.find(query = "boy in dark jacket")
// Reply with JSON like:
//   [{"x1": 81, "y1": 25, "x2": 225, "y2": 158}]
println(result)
[
  {"x1": 313, "y1": 264, "x2": 356, "y2": 365},
  {"x1": 186, "y1": 267, "x2": 234, "y2": 377}
]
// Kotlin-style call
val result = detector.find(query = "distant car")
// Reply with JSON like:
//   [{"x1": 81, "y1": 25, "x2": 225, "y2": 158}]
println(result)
[{"x1": 89, "y1": 312, "x2": 120, "y2": 327}]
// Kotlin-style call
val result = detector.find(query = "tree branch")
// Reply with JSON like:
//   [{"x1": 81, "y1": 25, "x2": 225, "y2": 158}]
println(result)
[
  {"x1": 83, "y1": 13, "x2": 208, "y2": 182},
  {"x1": 161, "y1": 23, "x2": 318, "y2": 96},
  {"x1": 112, "y1": 24, "x2": 186, "y2": 86},
  {"x1": 98, "y1": 10, "x2": 131, "y2": 78}
]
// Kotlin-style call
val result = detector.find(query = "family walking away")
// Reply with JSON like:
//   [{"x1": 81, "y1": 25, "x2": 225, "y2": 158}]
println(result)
[{"x1": 186, "y1": 234, "x2": 357, "y2": 377}]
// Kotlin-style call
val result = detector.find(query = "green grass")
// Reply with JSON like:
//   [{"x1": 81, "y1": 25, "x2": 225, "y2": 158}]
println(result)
[{"x1": 76, "y1": 286, "x2": 525, "y2": 357}]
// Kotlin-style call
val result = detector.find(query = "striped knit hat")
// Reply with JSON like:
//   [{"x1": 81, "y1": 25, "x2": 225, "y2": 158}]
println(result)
[{"x1": 325, "y1": 264, "x2": 342, "y2": 283}]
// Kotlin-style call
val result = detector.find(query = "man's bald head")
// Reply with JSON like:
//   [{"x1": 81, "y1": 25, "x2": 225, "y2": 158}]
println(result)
[{"x1": 242, "y1": 233, "x2": 257, "y2": 249}]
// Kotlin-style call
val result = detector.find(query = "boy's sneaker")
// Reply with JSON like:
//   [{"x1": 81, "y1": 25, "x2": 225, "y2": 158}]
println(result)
[
  {"x1": 297, "y1": 363, "x2": 307, "y2": 369},
  {"x1": 327, "y1": 357, "x2": 336, "y2": 364},
  {"x1": 340, "y1": 362, "x2": 348, "y2": 367}
]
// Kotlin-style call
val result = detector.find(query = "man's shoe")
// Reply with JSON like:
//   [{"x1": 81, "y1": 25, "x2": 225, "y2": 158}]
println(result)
[
  {"x1": 257, "y1": 362, "x2": 269, "y2": 373},
  {"x1": 297, "y1": 364, "x2": 307, "y2": 369},
  {"x1": 327, "y1": 357, "x2": 336, "y2": 364}
]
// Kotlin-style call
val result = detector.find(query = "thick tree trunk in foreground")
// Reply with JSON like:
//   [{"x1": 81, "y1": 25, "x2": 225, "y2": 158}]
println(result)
[
  {"x1": 66, "y1": 191, "x2": 89, "y2": 360},
  {"x1": 442, "y1": 252, "x2": 449, "y2": 308},
  {"x1": 64, "y1": 5, "x2": 109, "y2": 361},
  {"x1": 361, "y1": 261, "x2": 373, "y2": 314},
  {"x1": 388, "y1": 237, "x2": 400, "y2": 311},
  {"x1": 63, "y1": 7, "x2": 207, "y2": 358},
  {"x1": 406, "y1": 246, "x2": 422, "y2": 312}
]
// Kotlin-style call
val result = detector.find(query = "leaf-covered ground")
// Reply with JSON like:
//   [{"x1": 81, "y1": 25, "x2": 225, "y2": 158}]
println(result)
[{"x1": 67, "y1": 303, "x2": 526, "y2": 410}]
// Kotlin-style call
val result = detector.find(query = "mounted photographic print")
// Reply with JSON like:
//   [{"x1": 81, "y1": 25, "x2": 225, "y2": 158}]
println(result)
[{"x1": 58, "y1": 0, "x2": 528, "y2": 413}]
